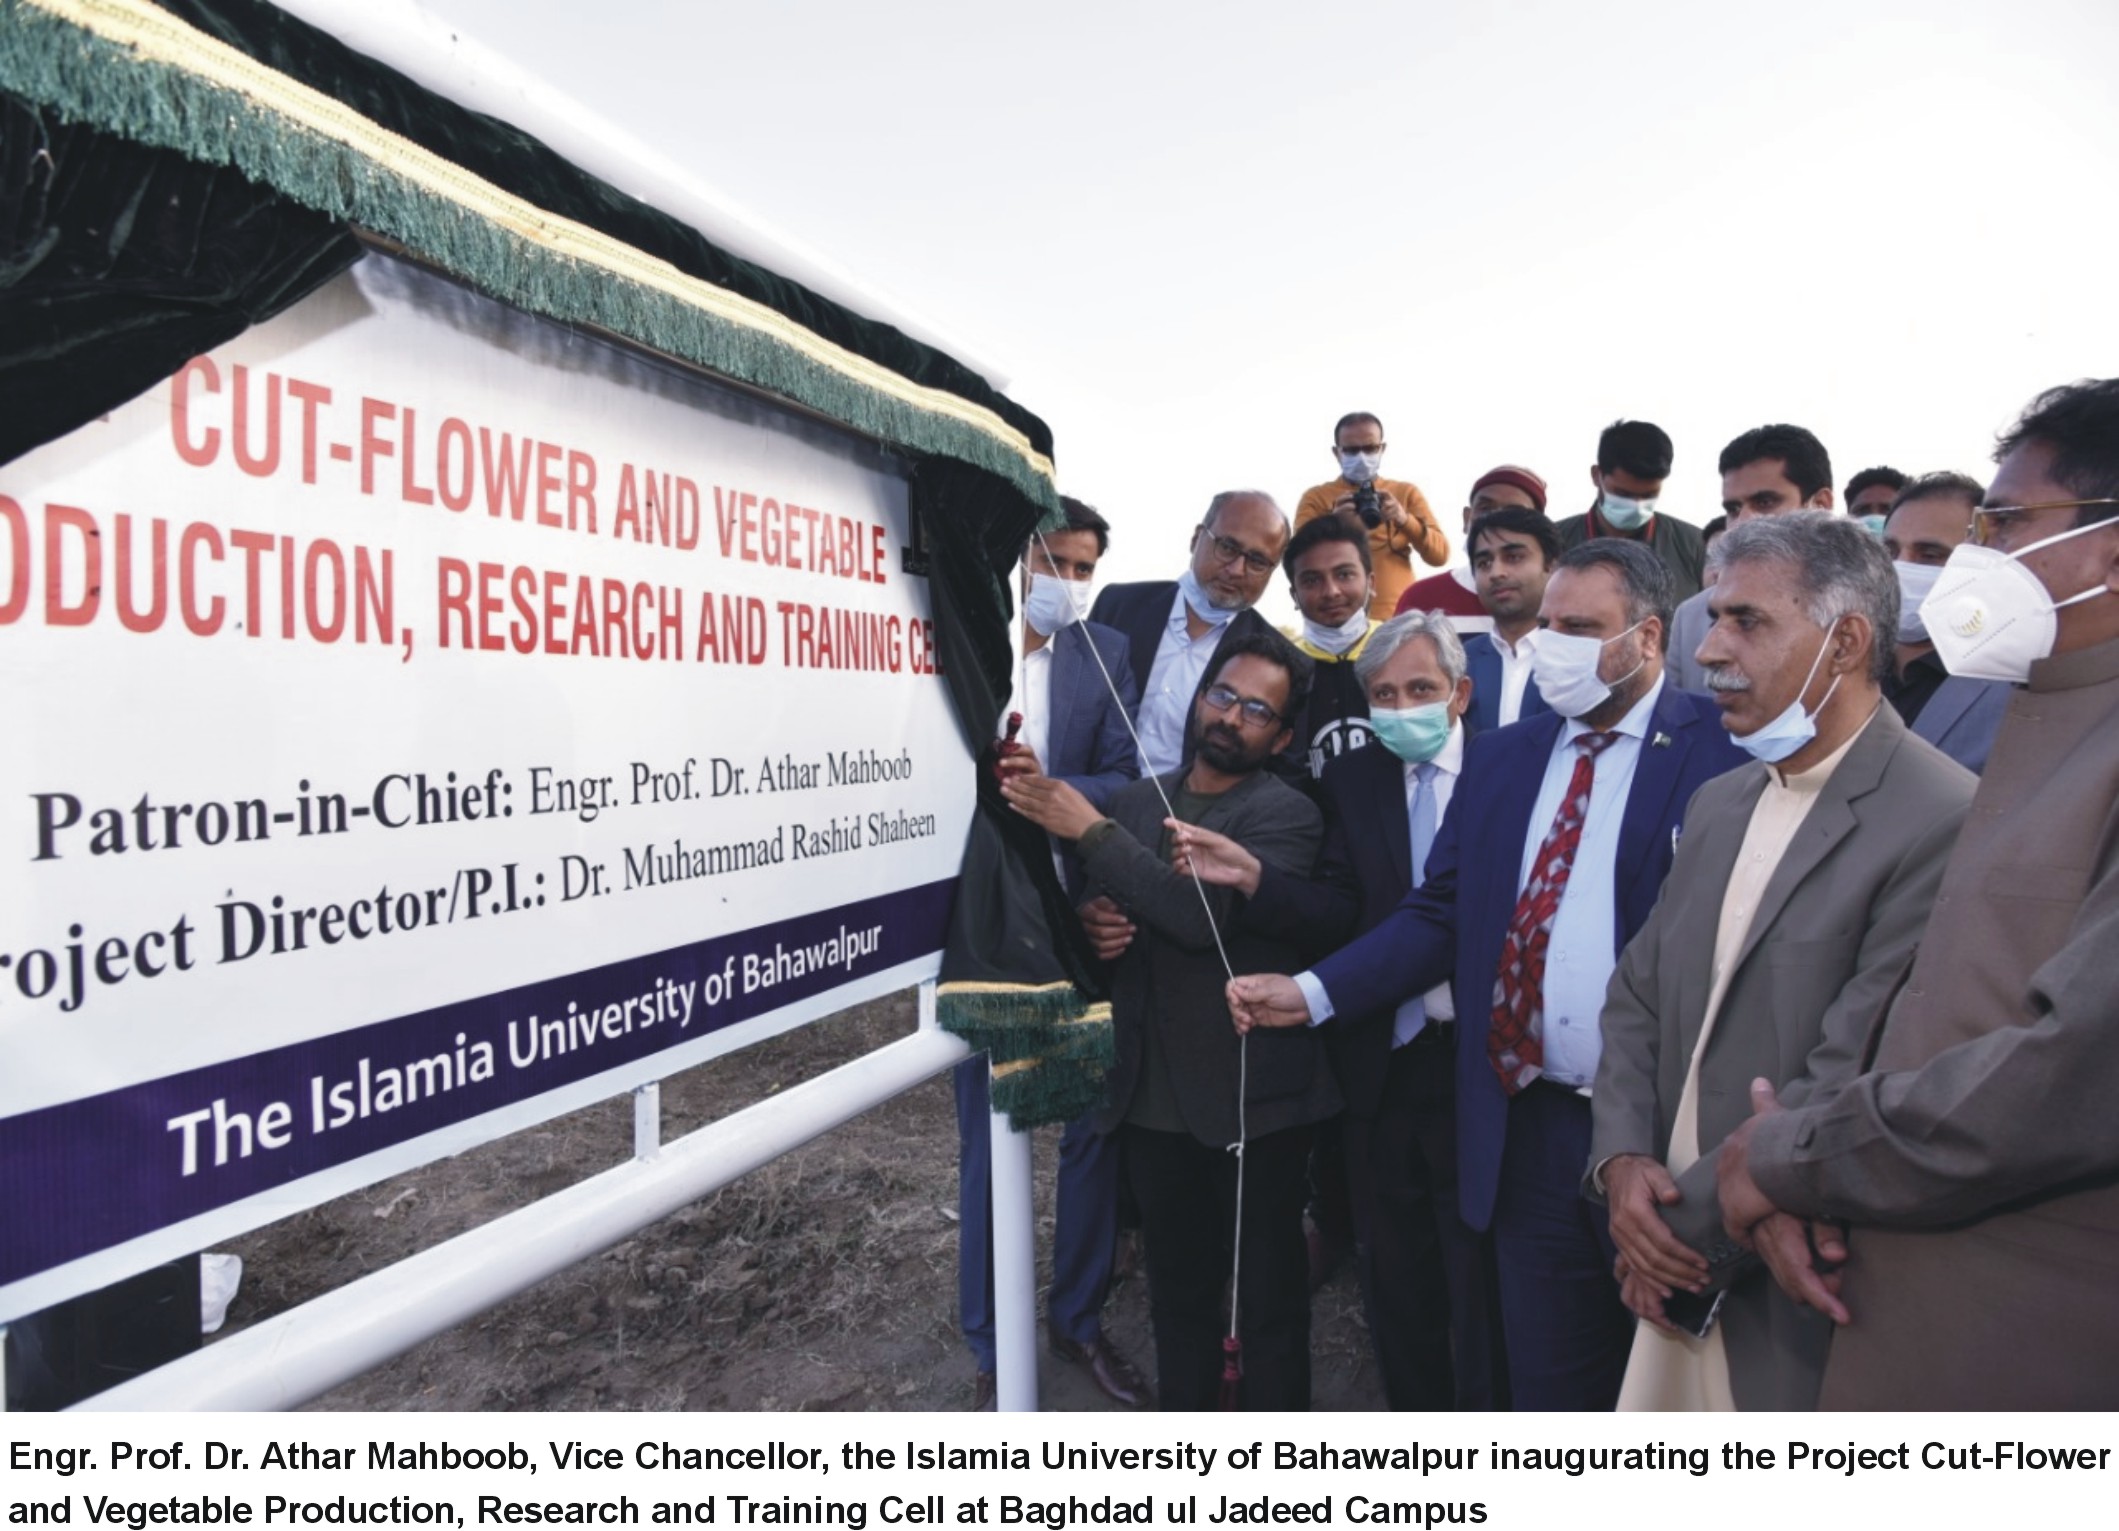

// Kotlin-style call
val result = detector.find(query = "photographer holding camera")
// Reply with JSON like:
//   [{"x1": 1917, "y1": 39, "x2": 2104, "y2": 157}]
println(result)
[{"x1": 1296, "y1": 411, "x2": 1450, "y2": 619}]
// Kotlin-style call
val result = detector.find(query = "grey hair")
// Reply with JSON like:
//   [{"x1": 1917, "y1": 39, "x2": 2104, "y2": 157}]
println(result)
[
  {"x1": 1203, "y1": 489, "x2": 1287, "y2": 530},
  {"x1": 1356, "y1": 609, "x2": 1468, "y2": 691},
  {"x1": 1708, "y1": 511, "x2": 1898, "y2": 683}
]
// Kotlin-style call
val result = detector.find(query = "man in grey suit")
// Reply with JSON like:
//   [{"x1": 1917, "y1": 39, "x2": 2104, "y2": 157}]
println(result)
[
  {"x1": 1002, "y1": 628, "x2": 1341, "y2": 1410},
  {"x1": 1589, "y1": 512, "x2": 1975, "y2": 1410}
]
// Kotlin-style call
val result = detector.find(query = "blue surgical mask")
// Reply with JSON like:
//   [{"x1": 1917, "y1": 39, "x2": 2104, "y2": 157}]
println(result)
[
  {"x1": 1599, "y1": 493, "x2": 1655, "y2": 531},
  {"x1": 1370, "y1": 702, "x2": 1453, "y2": 764},
  {"x1": 1022, "y1": 571, "x2": 1091, "y2": 636},
  {"x1": 1727, "y1": 632, "x2": 1841, "y2": 764},
  {"x1": 1177, "y1": 565, "x2": 1243, "y2": 618}
]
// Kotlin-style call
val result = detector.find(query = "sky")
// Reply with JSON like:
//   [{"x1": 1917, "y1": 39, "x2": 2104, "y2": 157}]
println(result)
[{"x1": 421, "y1": 0, "x2": 2119, "y2": 624}]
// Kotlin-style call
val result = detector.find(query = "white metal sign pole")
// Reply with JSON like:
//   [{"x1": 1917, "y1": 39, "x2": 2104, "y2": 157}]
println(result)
[{"x1": 988, "y1": 1078, "x2": 1039, "y2": 1413}]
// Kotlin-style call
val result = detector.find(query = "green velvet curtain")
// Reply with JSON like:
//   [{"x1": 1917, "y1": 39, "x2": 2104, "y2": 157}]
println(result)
[{"x1": 0, "y1": 96, "x2": 360, "y2": 464}]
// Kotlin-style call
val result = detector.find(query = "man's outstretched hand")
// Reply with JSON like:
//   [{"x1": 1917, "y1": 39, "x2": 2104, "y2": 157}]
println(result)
[
  {"x1": 1000, "y1": 773, "x2": 1102, "y2": 841},
  {"x1": 1225, "y1": 973, "x2": 1313, "y2": 1035},
  {"x1": 1167, "y1": 819, "x2": 1261, "y2": 895}
]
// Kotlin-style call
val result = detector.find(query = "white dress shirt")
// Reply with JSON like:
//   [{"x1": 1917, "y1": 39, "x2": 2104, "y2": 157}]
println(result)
[
  {"x1": 1008, "y1": 640, "x2": 1054, "y2": 770},
  {"x1": 1489, "y1": 629, "x2": 1537, "y2": 728},
  {"x1": 1004, "y1": 640, "x2": 1063, "y2": 883},
  {"x1": 1136, "y1": 586, "x2": 1233, "y2": 777},
  {"x1": 1516, "y1": 676, "x2": 1665, "y2": 1087}
]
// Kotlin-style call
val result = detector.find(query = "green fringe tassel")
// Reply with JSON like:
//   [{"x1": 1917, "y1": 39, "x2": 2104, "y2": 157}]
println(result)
[
  {"x1": 0, "y1": 1, "x2": 1058, "y2": 517},
  {"x1": 990, "y1": 1056, "x2": 1110, "y2": 1132},
  {"x1": 939, "y1": 984, "x2": 1113, "y2": 1129},
  {"x1": 936, "y1": 982, "x2": 1098, "y2": 1064}
]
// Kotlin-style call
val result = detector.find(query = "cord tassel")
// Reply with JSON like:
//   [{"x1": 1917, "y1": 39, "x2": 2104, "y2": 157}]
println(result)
[{"x1": 1218, "y1": 1333, "x2": 1244, "y2": 1410}]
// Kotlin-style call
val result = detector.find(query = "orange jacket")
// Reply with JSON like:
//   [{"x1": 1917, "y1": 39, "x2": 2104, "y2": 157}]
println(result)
[{"x1": 1294, "y1": 475, "x2": 1449, "y2": 619}]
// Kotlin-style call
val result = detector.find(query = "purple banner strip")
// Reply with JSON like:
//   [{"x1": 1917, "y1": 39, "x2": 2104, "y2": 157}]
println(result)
[{"x1": 0, "y1": 879, "x2": 955, "y2": 1286}]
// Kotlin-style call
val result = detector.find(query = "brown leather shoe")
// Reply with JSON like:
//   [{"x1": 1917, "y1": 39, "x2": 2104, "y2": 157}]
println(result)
[
  {"x1": 971, "y1": 1371, "x2": 997, "y2": 1411},
  {"x1": 1051, "y1": 1333, "x2": 1153, "y2": 1409}
]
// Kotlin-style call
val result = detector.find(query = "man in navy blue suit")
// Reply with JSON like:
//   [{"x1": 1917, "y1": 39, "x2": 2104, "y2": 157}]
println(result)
[
  {"x1": 1228, "y1": 539, "x2": 1751, "y2": 1410},
  {"x1": 956, "y1": 497, "x2": 1148, "y2": 1410},
  {"x1": 1461, "y1": 507, "x2": 1558, "y2": 734}
]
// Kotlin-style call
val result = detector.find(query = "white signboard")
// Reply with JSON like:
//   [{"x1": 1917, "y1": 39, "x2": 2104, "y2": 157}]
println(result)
[{"x1": 0, "y1": 257, "x2": 971, "y2": 1318}]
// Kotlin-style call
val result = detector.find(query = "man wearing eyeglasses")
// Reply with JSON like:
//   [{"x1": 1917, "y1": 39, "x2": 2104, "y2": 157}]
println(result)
[
  {"x1": 1716, "y1": 377, "x2": 2119, "y2": 1409},
  {"x1": 1002, "y1": 629, "x2": 1345, "y2": 1410},
  {"x1": 1090, "y1": 490, "x2": 1292, "y2": 781}
]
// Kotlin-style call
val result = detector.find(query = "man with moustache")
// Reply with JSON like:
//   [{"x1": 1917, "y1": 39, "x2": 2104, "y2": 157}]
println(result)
[
  {"x1": 1717, "y1": 378, "x2": 2119, "y2": 1408},
  {"x1": 1588, "y1": 512, "x2": 1974, "y2": 1411},
  {"x1": 1091, "y1": 491, "x2": 1291, "y2": 778},
  {"x1": 1003, "y1": 631, "x2": 1338, "y2": 1410},
  {"x1": 1227, "y1": 540, "x2": 1750, "y2": 1409},
  {"x1": 1668, "y1": 426, "x2": 1837, "y2": 690}
]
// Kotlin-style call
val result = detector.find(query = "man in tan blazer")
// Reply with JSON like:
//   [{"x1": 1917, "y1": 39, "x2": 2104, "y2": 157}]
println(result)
[
  {"x1": 1588, "y1": 512, "x2": 1975, "y2": 1410},
  {"x1": 1717, "y1": 378, "x2": 2119, "y2": 1409}
]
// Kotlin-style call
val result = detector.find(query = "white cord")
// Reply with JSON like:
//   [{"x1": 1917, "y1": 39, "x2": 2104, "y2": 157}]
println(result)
[{"x1": 1030, "y1": 530, "x2": 1250, "y2": 1346}]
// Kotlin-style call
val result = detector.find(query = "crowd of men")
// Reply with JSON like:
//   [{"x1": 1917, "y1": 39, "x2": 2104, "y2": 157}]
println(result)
[{"x1": 962, "y1": 378, "x2": 2119, "y2": 1413}]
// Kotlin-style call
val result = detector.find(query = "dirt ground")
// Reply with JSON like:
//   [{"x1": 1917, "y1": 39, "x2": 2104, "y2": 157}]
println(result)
[{"x1": 215, "y1": 989, "x2": 1386, "y2": 1412}]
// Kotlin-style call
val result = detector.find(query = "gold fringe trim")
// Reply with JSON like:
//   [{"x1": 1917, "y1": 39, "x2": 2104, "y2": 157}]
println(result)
[{"x1": 21, "y1": 0, "x2": 1055, "y2": 490}]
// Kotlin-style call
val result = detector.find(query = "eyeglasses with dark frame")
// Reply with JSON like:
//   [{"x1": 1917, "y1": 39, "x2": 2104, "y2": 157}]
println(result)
[
  {"x1": 1201, "y1": 682, "x2": 1284, "y2": 729},
  {"x1": 1970, "y1": 498, "x2": 2119, "y2": 547},
  {"x1": 1200, "y1": 531, "x2": 1276, "y2": 577}
]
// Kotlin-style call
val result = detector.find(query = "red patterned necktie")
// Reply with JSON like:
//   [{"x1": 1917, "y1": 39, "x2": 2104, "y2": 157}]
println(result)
[{"x1": 1489, "y1": 730, "x2": 1621, "y2": 1094}]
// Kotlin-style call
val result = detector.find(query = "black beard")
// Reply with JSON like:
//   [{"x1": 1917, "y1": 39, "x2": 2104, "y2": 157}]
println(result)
[{"x1": 1194, "y1": 721, "x2": 1258, "y2": 774}]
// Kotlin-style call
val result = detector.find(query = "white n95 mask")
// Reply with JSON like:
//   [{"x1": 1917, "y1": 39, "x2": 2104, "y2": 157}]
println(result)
[{"x1": 1921, "y1": 518, "x2": 2113, "y2": 683}]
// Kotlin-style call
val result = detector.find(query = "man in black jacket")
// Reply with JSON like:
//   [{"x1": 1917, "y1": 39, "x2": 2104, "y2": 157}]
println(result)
[{"x1": 1002, "y1": 630, "x2": 1343, "y2": 1410}]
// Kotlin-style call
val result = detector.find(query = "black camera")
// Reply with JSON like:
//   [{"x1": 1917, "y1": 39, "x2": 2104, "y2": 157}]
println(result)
[{"x1": 1351, "y1": 481, "x2": 1382, "y2": 528}]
